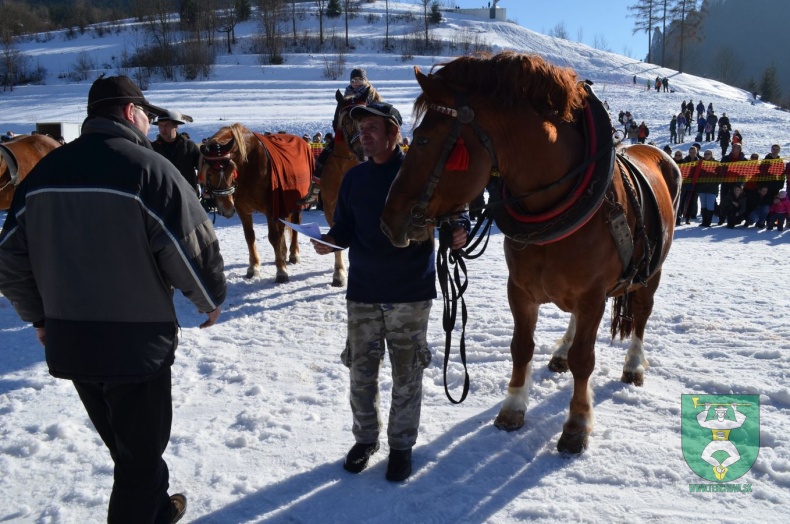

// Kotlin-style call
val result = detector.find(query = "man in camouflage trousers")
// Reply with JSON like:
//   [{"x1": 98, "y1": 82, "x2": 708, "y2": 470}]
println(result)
[{"x1": 312, "y1": 102, "x2": 467, "y2": 481}]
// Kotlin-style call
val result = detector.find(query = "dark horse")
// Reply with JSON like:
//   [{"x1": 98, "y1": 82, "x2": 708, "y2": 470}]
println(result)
[
  {"x1": 1, "y1": 134, "x2": 61, "y2": 210},
  {"x1": 381, "y1": 52, "x2": 680, "y2": 454},
  {"x1": 318, "y1": 86, "x2": 382, "y2": 286},
  {"x1": 200, "y1": 124, "x2": 313, "y2": 282}
]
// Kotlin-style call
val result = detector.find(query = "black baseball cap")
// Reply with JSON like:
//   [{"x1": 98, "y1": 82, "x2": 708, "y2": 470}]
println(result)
[
  {"x1": 87, "y1": 75, "x2": 167, "y2": 117},
  {"x1": 350, "y1": 102, "x2": 403, "y2": 128}
]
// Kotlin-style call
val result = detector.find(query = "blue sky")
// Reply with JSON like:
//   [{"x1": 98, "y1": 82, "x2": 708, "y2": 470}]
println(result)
[{"x1": 457, "y1": 0, "x2": 650, "y2": 60}]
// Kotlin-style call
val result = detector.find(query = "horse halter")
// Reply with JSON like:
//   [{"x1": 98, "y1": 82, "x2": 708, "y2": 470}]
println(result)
[
  {"x1": 411, "y1": 93, "x2": 498, "y2": 228},
  {"x1": 200, "y1": 141, "x2": 237, "y2": 197}
]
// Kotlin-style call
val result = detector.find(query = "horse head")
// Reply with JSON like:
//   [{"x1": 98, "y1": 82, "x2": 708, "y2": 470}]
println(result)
[
  {"x1": 381, "y1": 53, "x2": 588, "y2": 247},
  {"x1": 200, "y1": 124, "x2": 248, "y2": 218},
  {"x1": 332, "y1": 88, "x2": 370, "y2": 162}
]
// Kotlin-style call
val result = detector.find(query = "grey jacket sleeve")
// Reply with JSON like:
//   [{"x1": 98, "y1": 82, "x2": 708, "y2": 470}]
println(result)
[
  {"x1": 0, "y1": 206, "x2": 45, "y2": 324},
  {"x1": 145, "y1": 179, "x2": 227, "y2": 313}
]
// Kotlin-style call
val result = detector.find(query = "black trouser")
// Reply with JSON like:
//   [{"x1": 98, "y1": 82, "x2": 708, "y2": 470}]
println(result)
[{"x1": 73, "y1": 370, "x2": 173, "y2": 524}]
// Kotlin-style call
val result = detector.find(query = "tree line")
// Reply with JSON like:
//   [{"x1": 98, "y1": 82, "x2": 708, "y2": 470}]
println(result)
[{"x1": 1, "y1": 0, "x2": 449, "y2": 91}]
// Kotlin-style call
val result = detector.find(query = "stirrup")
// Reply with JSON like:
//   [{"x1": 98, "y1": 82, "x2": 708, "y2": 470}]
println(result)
[{"x1": 297, "y1": 184, "x2": 320, "y2": 206}]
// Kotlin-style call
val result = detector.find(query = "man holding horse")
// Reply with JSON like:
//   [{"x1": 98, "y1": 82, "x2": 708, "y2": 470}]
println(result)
[
  {"x1": 0, "y1": 75, "x2": 227, "y2": 523},
  {"x1": 312, "y1": 102, "x2": 467, "y2": 482}
]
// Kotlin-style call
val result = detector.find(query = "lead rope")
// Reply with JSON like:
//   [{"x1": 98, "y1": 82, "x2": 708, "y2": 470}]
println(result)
[{"x1": 436, "y1": 208, "x2": 494, "y2": 403}]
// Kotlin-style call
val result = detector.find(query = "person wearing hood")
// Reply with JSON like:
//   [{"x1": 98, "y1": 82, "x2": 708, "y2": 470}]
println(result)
[{"x1": 0, "y1": 75, "x2": 227, "y2": 524}]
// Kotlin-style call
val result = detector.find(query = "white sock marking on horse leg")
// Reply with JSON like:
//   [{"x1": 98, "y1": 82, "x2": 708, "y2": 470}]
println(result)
[
  {"x1": 552, "y1": 314, "x2": 576, "y2": 360},
  {"x1": 501, "y1": 361, "x2": 533, "y2": 413},
  {"x1": 623, "y1": 337, "x2": 649, "y2": 374}
]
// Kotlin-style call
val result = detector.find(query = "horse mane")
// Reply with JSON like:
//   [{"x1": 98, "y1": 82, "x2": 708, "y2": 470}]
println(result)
[
  {"x1": 228, "y1": 123, "x2": 249, "y2": 163},
  {"x1": 414, "y1": 51, "x2": 586, "y2": 123}
]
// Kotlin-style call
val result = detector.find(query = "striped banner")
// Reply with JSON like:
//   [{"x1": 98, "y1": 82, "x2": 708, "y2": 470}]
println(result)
[{"x1": 678, "y1": 158, "x2": 788, "y2": 184}]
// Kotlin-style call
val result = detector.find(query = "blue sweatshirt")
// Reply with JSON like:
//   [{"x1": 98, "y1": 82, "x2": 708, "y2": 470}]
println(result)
[{"x1": 329, "y1": 148, "x2": 437, "y2": 303}]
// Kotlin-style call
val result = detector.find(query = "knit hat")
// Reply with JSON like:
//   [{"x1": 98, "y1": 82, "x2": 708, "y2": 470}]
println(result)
[
  {"x1": 350, "y1": 68, "x2": 367, "y2": 82},
  {"x1": 350, "y1": 102, "x2": 402, "y2": 128},
  {"x1": 87, "y1": 75, "x2": 167, "y2": 117}
]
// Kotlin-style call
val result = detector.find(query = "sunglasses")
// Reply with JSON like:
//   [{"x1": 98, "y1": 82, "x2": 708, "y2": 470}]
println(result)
[{"x1": 133, "y1": 105, "x2": 155, "y2": 123}]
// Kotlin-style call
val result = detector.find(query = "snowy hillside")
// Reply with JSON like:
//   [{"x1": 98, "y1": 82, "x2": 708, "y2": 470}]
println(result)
[{"x1": 1, "y1": 2, "x2": 790, "y2": 523}]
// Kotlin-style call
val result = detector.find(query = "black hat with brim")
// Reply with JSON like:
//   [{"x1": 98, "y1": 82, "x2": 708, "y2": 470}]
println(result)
[{"x1": 87, "y1": 75, "x2": 167, "y2": 117}]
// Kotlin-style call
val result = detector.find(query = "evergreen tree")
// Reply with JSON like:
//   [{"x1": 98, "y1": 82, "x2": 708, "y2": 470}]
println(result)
[
  {"x1": 429, "y1": 1, "x2": 442, "y2": 24},
  {"x1": 327, "y1": 0, "x2": 341, "y2": 18},
  {"x1": 759, "y1": 65, "x2": 782, "y2": 104}
]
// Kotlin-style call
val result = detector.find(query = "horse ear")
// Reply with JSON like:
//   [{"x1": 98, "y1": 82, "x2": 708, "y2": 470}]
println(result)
[
  {"x1": 335, "y1": 89, "x2": 344, "y2": 103},
  {"x1": 414, "y1": 66, "x2": 442, "y2": 101}
]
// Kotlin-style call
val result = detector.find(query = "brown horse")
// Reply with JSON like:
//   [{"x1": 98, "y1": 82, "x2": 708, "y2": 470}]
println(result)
[
  {"x1": 200, "y1": 124, "x2": 313, "y2": 283},
  {"x1": 381, "y1": 52, "x2": 680, "y2": 454},
  {"x1": 1, "y1": 134, "x2": 61, "y2": 210},
  {"x1": 318, "y1": 87, "x2": 382, "y2": 286}
]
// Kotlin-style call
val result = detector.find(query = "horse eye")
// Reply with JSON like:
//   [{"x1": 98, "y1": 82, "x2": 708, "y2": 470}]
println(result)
[{"x1": 416, "y1": 137, "x2": 429, "y2": 146}]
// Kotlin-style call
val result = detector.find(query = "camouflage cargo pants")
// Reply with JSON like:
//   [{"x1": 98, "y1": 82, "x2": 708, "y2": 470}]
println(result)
[{"x1": 341, "y1": 300, "x2": 432, "y2": 450}]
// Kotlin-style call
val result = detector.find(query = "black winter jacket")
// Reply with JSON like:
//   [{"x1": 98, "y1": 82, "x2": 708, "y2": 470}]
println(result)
[
  {"x1": 152, "y1": 133, "x2": 201, "y2": 191},
  {"x1": 0, "y1": 115, "x2": 226, "y2": 382}
]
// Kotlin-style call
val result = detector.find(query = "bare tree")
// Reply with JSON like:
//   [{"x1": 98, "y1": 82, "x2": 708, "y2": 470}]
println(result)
[
  {"x1": 548, "y1": 21, "x2": 568, "y2": 40},
  {"x1": 628, "y1": 0, "x2": 656, "y2": 63},
  {"x1": 421, "y1": 0, "x2": 430, "y2": 45},
  {"x1": 668, "y1": 0, "x2": 705, "y2": 73},
  {"x1": 258, "y1": 0, "x2": 285, "y2": 64},
  {"x1": 576, "y1": 27, "x2": 584, "y2": 43},
  {"x1": 710, "y1": 45, "x2": 742, "y2": 85},
  {"x1": 385, "y1": 0, "x2": 390, "y2": 49},
  {"x1": 138, "y1": 0, "x2": 179, "y2": 80},
  {"x1": 314, "y1": 0, "x2": 325, "y2": 45},
  {"x1": 593, "y1": 34, "x2": 610, "y2": 52},
  {"x1": 343, "y1": 0, "x2": 352, "y2": 47}
]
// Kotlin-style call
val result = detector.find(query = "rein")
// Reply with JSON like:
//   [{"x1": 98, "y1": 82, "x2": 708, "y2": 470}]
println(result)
[{"x1": 436, "y1": 207, "x2": 495, "y2": 403}]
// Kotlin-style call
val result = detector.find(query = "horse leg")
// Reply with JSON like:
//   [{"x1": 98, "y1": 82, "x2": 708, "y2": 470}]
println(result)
[
  {"x1": 548, "y1": 314, "x2": 576, "y2": 373},
  {"x1": 267, "y1": 218, "x2": 289, "y2": 283},
  {"x1": 494, "y1": 279, "x2": 537, "y2": 431},
  {"x1": 239, "y1": 211, "x2": 260, "y2": 279},
  {"x1": 287, "y1": 212, "x2": 300, "y2": 264},
  {"x1": 332, "y1": 251, "x2": 347, "y2": 287},
  {"x1": 557, "y1": 298, "x2": 605, "y2": 454},
  {"x1": 621, "y1": 271, "x2": 662, "y2": 386}
]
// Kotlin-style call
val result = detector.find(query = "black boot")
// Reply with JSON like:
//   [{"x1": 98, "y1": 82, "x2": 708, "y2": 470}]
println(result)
[
  {"x1": 385, "y1": 448, "x2": 413, "y2": 482},
  {"x1": 343, "y1": 442, "x2": 380, "y2": 473}
]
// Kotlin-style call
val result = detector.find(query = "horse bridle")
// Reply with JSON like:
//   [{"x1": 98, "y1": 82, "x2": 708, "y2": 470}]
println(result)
[
  {"x1": 411, "y1": 93, "x2": 498, "y2": 228},
  {"x1": 200, "y1": 141, "x2": 237, "y2": 197},
  {"x1": 415, "y1": 83, "x2": 606, "y2": 227},
  {"x1": 337, "y1": 104, "x2": 365, "y2": 162}
]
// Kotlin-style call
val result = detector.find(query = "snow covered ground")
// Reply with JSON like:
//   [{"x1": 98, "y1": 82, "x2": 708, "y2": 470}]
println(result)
[{"x1": 2, "y1": 2, "x2": 789, "y2": 523}]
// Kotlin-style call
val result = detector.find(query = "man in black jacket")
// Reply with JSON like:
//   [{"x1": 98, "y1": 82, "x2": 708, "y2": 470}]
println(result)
[
  {"x1": 0, "y1": 76, "x2": 226, "y2": 524},
  {"x1": 152, "y1": 110, "x2": 201, "y2": 196}
]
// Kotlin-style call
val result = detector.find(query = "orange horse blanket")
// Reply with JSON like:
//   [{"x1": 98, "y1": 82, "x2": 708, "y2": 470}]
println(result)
[{"x1": 254, "y1": 133, "x2": 313, "y2": 219}]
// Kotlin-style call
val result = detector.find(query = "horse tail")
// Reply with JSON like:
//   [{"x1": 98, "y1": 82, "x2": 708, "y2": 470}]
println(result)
[{"x1": 610, "y1": 291, "x2": 634, "y2": 341}]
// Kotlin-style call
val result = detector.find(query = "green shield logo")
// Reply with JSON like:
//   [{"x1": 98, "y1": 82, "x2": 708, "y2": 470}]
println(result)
[{"x1": 681, "y1": 394, "x2": 760, "y2": 482}]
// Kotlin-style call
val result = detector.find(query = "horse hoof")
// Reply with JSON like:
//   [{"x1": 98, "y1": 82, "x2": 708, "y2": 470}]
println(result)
[
  {"x1": 557, "y1": 431, "x2": 588, "y2": 455},
  {"x1": 331, "y1": 276, "x2": 346, "y2": 287},
  {"x1": 494, "y1": 409, "x2": 525, "y2": 431},
  {"x1": 245, "y1": 267, "x2": 260, "y2": 279},
  {"x1": 289, "y1": 255, "x2": 300, "y2": 264},
  {"x1": 275, "y1": 273, "x2": 289, "y2": 283},
  {"x1": 621, "y1": 370, "x2": 644, "y2": 386},
  {"x1": 548, "y1": 356, "x2": 569, "y2": 373}
]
